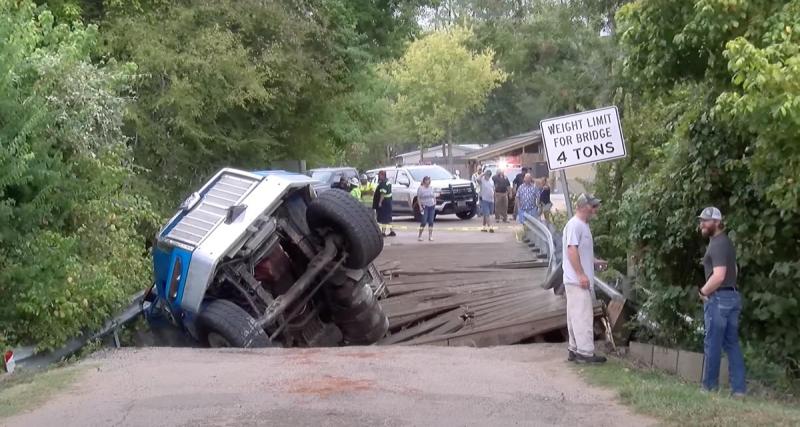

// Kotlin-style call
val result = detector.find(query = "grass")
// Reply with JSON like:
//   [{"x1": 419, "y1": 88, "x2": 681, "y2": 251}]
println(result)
[
  {"x1": 578, "y1": 360, "x2": 800, "y2": 427},
  {"x1": 0, "y1": 365, "x2": 88, "y2": 419}
]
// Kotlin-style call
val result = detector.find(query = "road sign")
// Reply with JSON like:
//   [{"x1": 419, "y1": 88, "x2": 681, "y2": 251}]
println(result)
[{"x1": 539, "y1": 106, "x2": 626, "y2": 171}]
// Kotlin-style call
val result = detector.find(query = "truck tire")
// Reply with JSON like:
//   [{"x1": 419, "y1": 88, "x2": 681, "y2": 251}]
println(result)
[
  {"x1": 196, "y1": 299, "x2": 271, "y2": 348},
  {"x1": 307, "y1": 189, "x2": 383, "y2": 269},
  {"x1": 413, "y1": 199, "x2": 422, "y2": 223},
  {"x1": 456, "y1": 209, "x2": 476, "y2": 220},
  {"x1": 325, "y1": 271, "x2": 389, "y2": 345}
]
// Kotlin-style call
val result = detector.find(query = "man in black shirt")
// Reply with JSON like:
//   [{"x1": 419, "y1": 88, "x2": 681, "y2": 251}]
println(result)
[
  {"x1": 697, "y1": 207, "x2": 746, "y2": 396},
  {"x1": 493, "y1": 171, "x2": 511, "y2": 222}
]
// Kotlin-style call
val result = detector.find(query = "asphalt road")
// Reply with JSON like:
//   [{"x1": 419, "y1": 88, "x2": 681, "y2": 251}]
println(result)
[{"x1": 4, "y1": 345, "x2": 654, "y2": 427}]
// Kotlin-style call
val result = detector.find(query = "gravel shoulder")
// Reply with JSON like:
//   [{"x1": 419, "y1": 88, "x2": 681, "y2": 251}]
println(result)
[{"x1": 4, "y1": 344, "x2": 656, "y2": 427}]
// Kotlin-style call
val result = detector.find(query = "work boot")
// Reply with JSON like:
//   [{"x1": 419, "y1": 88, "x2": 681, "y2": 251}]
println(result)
[
  {"x1": 428, "y1": 229, "x2": 433, "y2": 242},
  {"x1": 567, "y1": 350, "x2": 576, "y2": 362},
  {"x1": 574, "y1": 353, "x2": 607, "y2": 364},
  {"x1": 418, "y1": 227, "x2": 424, "y2": 241}
]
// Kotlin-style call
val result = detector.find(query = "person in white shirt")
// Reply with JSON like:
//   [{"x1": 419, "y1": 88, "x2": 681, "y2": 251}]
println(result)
[
  {"x1": 562, "y1": 193, "x2": 607, "y2": 364},
  {"x1": 479, "y1": 170, "x2": 495, "y2": 233}
]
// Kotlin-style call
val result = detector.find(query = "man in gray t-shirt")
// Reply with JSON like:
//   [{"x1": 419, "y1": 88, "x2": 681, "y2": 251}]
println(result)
[
  {"x1": 562, "y1": 193, "x2": 606, "y2": 364},
  {"x1": 697, "y1": 207, "x2": 746, "y2": 395}
]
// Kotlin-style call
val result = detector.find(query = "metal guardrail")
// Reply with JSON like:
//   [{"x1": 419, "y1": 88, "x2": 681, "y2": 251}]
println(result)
[
  {"x1": 522, "y1": 214, "x2": 623, "y2": 301},
  {"x1": 11, "y1": 291, "x2": 146, "y2": 371}
]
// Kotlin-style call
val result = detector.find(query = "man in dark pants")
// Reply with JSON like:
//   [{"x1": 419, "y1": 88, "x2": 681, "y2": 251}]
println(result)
[
  {"x1": 493, "y1": 170, "x2": 511, "y2": 222},
  {"x1": 698, "y1": 207, "x2": 746, "y2": 396},
  {"x1": 373, "y1": 170, "x2": 395, "y2": 237}
]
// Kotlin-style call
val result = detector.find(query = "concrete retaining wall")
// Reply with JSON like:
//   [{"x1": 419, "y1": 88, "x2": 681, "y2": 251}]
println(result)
[{"x1": 626, "y1": 341, "x2": 729, "y2": 384}]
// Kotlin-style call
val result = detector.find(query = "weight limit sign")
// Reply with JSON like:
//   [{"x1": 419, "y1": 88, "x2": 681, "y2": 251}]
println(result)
[{"x1": 539, "y1": 106, "x2": 627, "y2": 171}]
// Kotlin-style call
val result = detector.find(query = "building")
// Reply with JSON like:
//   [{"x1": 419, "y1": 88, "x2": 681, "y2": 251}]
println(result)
[
  {"x1": 394, "y1": 144, "x2": 484, "y2": 166},
  {"x1": 464, "y1": 130, "x2": 595, "y2": 194}
]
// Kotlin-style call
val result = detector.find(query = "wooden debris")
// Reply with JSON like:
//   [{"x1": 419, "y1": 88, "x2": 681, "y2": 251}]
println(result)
[{"x1": 376, "y1": 242, "x2": 603, "y2": 347}]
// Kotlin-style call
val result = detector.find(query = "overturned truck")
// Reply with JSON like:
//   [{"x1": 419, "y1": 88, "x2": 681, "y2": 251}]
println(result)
[{"x1": 145, "y1": 168, "x2": 388, "y2": 348}]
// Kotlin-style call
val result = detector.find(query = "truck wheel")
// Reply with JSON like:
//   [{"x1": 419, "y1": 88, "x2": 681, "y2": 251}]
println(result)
[
  {"x1": 307, "y1": 189, "x2": 383, "y2": 269},
  {"x1": 456, "y1": 210, "x2": 476, "y2": 220},
  {"x1": 413, "y1": 199, "x2": 422, "y2": 223},
  {"x1": 196, "y1": 299, "x2": 270, "y2": 348},
  {"x1": 325, "y1": 270, "x2": 389, "y2": 345}
]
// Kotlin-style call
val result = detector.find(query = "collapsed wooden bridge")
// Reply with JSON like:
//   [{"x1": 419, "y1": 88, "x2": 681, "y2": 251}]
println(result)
[{"x1": 375, "y1": 237, "x2": 603, "y2": 347}]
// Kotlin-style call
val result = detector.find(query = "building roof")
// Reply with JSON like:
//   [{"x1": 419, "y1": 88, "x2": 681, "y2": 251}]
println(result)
[
  {"x1": 395, "y1": 144, "x2": 484, "y2": 159},
  {"x1": 464, "y1": 130, "x2": 542, "y2": 162}
]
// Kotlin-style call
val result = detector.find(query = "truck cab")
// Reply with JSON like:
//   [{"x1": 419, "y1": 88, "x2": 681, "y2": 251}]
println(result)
[{"x1": 148, "y1": 168, "x2": 388, "y2": 348}]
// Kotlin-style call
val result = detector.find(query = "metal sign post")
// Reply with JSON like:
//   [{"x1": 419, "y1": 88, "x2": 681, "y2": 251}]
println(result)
[{"x1": 559, "y1": 169, "x2": 573, "y2": 218}]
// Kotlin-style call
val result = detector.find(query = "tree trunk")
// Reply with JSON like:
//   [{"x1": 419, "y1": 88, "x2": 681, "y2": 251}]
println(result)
[{"x1": 420, "y1": 143, "x2": 424, "y2": 164}]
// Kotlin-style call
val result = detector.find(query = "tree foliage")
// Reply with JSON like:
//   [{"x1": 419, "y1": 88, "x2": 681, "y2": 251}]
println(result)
[
  {"x1": 592, "y1": 0, "x2": 800, "y2": 380},
  {"x1": 384, "y1": 27, "x2": 507, "y2": 158},
  {"x1": 0, "y1": 0, "x2": 156, "y2": 350}
]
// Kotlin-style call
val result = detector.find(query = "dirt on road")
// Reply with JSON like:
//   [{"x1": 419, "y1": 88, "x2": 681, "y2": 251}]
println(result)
[{"x1": 4, "y1": 345, "x2": 655, "y2": 427}]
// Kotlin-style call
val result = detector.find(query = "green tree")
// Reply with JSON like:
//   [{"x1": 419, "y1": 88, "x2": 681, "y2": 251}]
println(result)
[
  {"x1": 0, "y1": 0, "x2": 156, "y2": 350},
  {"x1": 385, "y1": 27, "x2": 507, "y2": 168}
]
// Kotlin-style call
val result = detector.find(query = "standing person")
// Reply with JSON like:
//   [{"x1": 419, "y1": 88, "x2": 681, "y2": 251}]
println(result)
[
  {"x1": 698, "y1": 207, "x2": 746, "y2": 396},
  {"x1": 358, "y1": 174, "x2": 376, "y2": 207},
  {"x1": 563, "y1": 193, "x2": 607, "y2": 364},
  {"x1": 348, "y1": 177, "x2": 361, "y2": 200},
  {"x1": 515, "y1": 174, "x2": 537, "y2": 224},
  {"x1": 513, "y1": 167, "x2": 528, "y2": 190},
  {"x1": 416, "y1": 176, "x2": 436, "y2": 242},
  {"x1": 479, "y1": 170, "x2": 495, "y2": 233},
  {"x1": 373, "y1": 170, "x2": 396, "y2": 237},
  {"x1": 512, "y1": 167, "x2": 528, "y2": 220},
  {"x1": 538, "y1": 179, "x2": 553, "y2": 222},
  {"x1": 493, "y1": 170, "x2": 511, "y2": 222}
]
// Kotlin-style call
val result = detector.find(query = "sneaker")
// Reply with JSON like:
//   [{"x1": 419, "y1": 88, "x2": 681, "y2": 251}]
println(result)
[
  {"x1": 488, "y1": 228, "x2": 495, "y2": 233},
  {"x1": 574, "y1": 353, "x2": 607, "y2": 364},
  {"x1": 428, "y1": 237, "x2": 434, "y2": 241},
  {"x1": 388, "y1": 231, "x2": 397, "y2": 237},
  {"x1": 418, "y1": 237, "x2": 423, "y2": 242},
  {"x1": 567, "y1": 350, "x2": 576, "y2": 362},
  {"x1": 732, "y1": 392, "x2": 747, "y2": 399},
  {"x1": 481, "y1": 227, "x2": 488, "y2": 233}
]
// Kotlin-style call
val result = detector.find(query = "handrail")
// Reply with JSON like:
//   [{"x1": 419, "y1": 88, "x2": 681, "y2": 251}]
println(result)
[
  {"x1": 523, "y1": 213, "x2": 556, "y2": 277},
  {"x1": 522, "y1": 214, "x2": 623, "y2": 301}
]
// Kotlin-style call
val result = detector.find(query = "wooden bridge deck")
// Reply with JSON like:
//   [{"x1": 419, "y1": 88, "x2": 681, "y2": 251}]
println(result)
[{"x1": 374, "y1": 236, "x2": 600, "y2": 347}]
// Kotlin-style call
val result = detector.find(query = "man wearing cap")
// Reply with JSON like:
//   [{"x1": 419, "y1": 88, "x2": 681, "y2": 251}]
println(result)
[
  {"x1": 698, "y1": 207, "x2": 746, "y2": 396},
  {"x1": 563, "y1": 193, "x2": 607, "y2": 364}
]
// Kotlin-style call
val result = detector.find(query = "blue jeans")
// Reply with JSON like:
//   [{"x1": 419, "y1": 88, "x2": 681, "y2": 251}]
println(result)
[
  {"x1": 420, "y1": 206, "x2": 435, "y2": 227},
  {"x1": 703, "y1": 290, "x2": 746, "y2": 394}
]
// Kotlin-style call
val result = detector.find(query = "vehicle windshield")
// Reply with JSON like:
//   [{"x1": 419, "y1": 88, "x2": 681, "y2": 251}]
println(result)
[
  {"x1": 408, "y1": 166, "x2": 454, "y2": 181},
  {"x1": 310, "y1": 171, "x2": 333, "y2": 183}
]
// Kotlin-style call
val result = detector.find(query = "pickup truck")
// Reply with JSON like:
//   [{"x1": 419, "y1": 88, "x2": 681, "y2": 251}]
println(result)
[{"x1": 367, "y1": 165, "x2": 478, "y2": 221}]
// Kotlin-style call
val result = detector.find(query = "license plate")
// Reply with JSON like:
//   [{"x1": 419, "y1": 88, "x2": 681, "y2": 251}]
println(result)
[{"x1": 457, "y1": 201, "x2": 467, "y2": 208}]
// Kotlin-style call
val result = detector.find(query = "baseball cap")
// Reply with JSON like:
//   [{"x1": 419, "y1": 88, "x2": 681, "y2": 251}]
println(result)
[
  {"x1": 698, "y1": 207, "x2": 723, "y2": 221},
  {"x1": 576, "y1": 193, "x2": 601, "y2": 208}
]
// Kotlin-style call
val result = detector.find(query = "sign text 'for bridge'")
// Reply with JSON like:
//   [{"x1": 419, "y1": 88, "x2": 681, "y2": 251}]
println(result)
[{"x1": 539, "y1": 106, "x2": 626, "y2": 171}]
